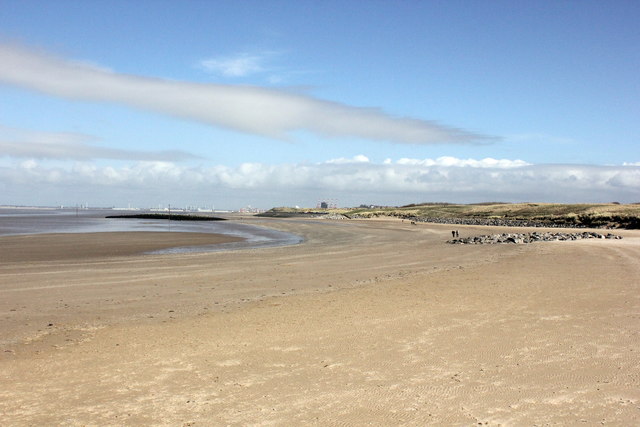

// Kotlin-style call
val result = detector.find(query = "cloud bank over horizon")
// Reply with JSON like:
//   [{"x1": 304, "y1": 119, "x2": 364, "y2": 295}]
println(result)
[
  {"x1": 2, "y1": 156, "x2": 638, "y2": 207},
  {"x1": 0, "y1": 43, "x2": 491, "y2": 145}
]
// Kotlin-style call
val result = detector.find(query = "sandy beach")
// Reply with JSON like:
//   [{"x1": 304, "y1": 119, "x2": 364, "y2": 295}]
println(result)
[{"x1": 1, "y1": 216, "x2": 639, "y2": 425}]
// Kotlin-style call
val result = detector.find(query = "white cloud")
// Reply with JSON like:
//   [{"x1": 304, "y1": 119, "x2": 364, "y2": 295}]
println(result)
[
  {"x1": 326, "y1": 155, "x2": 370, "y2": 164},
  {"x1": 396, "y1": 156, "x2": 530, "y2": 168},
  {"x1": 2, "y1": 157, "x2": 639, "y2": 207},
  {"x1": 0, "y1": 43, "x2": 491, "y2": 145},
  {"x1": 20, "y1": 159, "x2": 37, "y2": 170},
  {"x1": 200, "y1": 52, "x2": 266, "y2": 77},
  {"x1": 199, "y1": 51, "x2": 315, "y2": 85},
  {"x1": 0, "y1": 124, "x2": 198, "y2": 161}
]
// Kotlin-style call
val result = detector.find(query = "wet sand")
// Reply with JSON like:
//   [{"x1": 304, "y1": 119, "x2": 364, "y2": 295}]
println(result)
[
  {"x1": 0, "y1": 231, "x2": 244, "y2": 262},
  {"x1": 1, "y1": 217, "x2": 639, "y2": 425}
]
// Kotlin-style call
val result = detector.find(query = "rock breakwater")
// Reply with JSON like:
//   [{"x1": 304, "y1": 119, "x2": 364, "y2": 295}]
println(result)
[
  {"x1": 448, "y1": 231, "x2": 623, "y2": 245},
  {"x1": 346, "y1": 213, "x2": 638, "y2": 229},
  {"x1": 421, "y1": 217, "x2": 564, "y2": 228},
  {"x1": 346, "y1": 214, "x2": 582, "y2": 228},
  {"x1": 412, "y1": 217, "x2": 579, "y2": 228}
]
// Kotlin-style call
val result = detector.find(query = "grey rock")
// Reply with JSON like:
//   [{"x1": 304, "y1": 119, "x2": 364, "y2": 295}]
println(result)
[{"x1": 447, "y1": 231, "x2": 622, "y2": 245}]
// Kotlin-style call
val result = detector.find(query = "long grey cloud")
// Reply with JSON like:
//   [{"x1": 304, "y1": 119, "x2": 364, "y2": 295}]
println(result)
[
  {"x1": 0, "y1": 43, "x2": 491, "y2": 144},
  {"x1": 0, "y1": 125, "x2": 198, "y2": 161}
]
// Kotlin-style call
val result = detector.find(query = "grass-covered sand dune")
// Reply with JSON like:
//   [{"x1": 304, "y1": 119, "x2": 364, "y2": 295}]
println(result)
[{"x1": 260, "y1": 202, "x2": 640, "y2": 229}]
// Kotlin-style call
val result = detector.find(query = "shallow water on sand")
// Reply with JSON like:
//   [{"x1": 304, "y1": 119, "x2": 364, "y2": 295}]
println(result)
[{"x1": 0, "y1": 208, "x2": 302, "y2": 253}]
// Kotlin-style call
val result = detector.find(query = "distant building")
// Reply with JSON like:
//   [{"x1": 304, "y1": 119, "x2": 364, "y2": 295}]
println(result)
[
  {"x1": 239, "y1": 206, "x2": 264, "y2": 214},
  {"x1": 317, "y1": 199, "x2": 337, "y2": 209}
]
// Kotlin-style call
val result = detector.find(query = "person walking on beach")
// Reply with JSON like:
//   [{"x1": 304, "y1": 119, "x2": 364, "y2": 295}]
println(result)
[{"x1": 452, "y1": 231, "x2": 456, "y2": 238}]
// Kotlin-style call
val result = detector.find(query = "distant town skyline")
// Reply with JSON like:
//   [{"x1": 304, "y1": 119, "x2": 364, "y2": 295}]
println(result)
[{"x1": 1, "y1": 1, "x2": 639, "y2": 209}]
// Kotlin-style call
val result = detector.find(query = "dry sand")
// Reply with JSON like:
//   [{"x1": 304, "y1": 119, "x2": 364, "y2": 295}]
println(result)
[{"x1": 1, "y1": 216, "x2": 638, "y2": 425}]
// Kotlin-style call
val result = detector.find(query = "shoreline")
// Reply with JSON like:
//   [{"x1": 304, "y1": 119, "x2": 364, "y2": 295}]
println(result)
[{"x1": 1, "y1": 217, "x2": 638, "y2": 425}]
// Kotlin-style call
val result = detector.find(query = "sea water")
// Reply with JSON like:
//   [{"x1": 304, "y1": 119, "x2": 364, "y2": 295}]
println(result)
[{"x1": 0, "y1": 208, "x2": 302, "y2": 254}]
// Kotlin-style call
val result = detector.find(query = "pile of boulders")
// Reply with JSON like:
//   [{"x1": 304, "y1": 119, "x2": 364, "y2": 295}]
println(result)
[
  {"x1": 345, "y1": 214, "x2": 584, "y2": 228},
  {"x1": 422, "y1": 217, "x2": 566, "y2": 228},
  {"x1": 412, "y1": 216, "x2": 580, "y2": 228},
  {"x1": 448, "y1": 231, "x2": 623, "y2": 245}
]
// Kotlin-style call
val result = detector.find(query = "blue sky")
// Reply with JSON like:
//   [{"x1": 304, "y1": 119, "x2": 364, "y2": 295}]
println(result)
[{"x1": 1, "y1": 0, "x2": 638, "y2": 209}]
